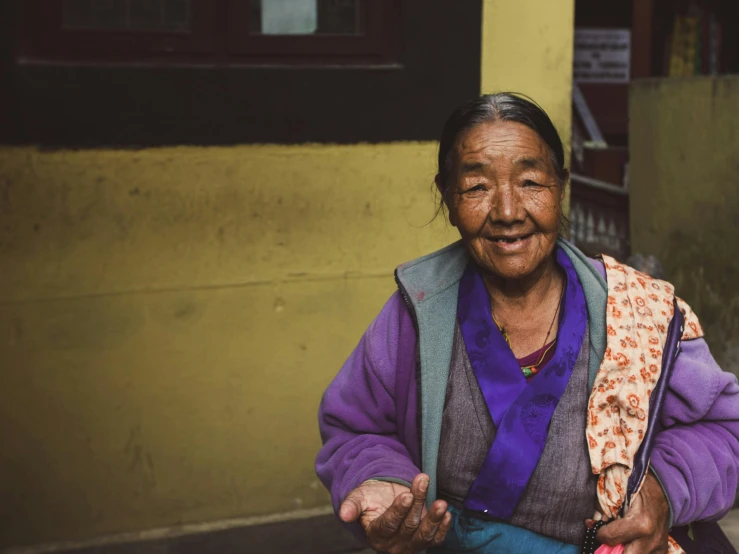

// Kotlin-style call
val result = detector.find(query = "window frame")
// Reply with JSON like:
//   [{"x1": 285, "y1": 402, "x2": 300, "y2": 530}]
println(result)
[
  {"x1": 2, "y1": 0, "x2": 482, "y2": 148},
  {"x1": 226, "y1": 0, "x2": 400, "y2": 65},
  {"x1": 16, "y1": 0, "x2": 400, "y2": 65},
  {"x1": 17, "y1": 0, "x2": 226, "y2": 61}
]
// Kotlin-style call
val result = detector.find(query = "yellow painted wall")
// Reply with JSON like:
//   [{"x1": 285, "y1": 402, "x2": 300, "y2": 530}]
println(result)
[
  {"x1": 0, "y1": 0, "x2": 574, "y2": 547},
  {"x1": 0, "y1": 144, "x2": 454, "y2": 547},
  {"x1": 482, "y1": 0, "x2": 575, "y2": 155},
  {"x1": 630, "y1": 76, "x2": 739, "y2": 374}
]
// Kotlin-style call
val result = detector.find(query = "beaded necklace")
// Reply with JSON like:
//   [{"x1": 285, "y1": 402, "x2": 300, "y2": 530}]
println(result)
[{"x1": 492, "y1": 283, "x2": 564, "y2": 379}]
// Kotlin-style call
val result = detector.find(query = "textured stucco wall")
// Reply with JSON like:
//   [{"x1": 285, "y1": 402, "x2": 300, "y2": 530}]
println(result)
[
  {"x1": 482, "y1": 0, "x2": 575, "y2": 156},
  {"x1": 0, "y1": 144, "x2": 454, "y2": 547},
  {"x1": 630, "y1": 76, "x2": 739, "y2": 374},
  {"x1": 0, "y1": 0, "x2": 575, "y2": 547}
]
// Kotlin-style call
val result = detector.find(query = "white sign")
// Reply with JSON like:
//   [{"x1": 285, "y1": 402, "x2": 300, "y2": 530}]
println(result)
[
  {"x1": 261, "y1": 0, "x2": 317, "y2": 35},
  {"x1": 574, "y1": 28, "x2": 631, "y2": 83}
]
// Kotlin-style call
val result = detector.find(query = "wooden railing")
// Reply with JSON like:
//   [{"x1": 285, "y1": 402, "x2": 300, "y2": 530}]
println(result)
[{"x1": 569, "y1": 173, "x2": 630, "y2": 261}]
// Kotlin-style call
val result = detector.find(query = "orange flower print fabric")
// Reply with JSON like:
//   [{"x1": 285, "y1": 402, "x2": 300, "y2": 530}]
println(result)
[{"x1": 586, "y1": 256, "x2": 703, "y2": 554}]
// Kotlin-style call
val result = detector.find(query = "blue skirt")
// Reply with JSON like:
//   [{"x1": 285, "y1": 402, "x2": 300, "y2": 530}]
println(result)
[{"x1": 431, "y1": 505, "x2": 580, "y2": 554}]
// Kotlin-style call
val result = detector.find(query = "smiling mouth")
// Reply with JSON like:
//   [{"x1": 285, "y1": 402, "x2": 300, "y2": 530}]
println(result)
[{"x1": 489, "y1": 233, "x2": 534, "y2": 244}]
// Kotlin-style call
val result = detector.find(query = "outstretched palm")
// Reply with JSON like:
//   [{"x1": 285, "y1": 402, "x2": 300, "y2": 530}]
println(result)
[
  {"x1": 339, "y1": 474, "x2": 452, "y2": 554},
  {"x1": 353, "y1": 480, "x2": 413, "y2": 528}
]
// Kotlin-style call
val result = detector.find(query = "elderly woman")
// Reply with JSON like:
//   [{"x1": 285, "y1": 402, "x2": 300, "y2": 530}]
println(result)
[{"x1": 316, "y1": 94, "x2": 739, "y2": 553}]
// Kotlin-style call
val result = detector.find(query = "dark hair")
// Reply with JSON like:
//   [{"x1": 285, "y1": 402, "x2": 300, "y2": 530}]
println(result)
[
  {"x1": 437, "y1": 93, "x2": 567, "y2": 187},
  {"x1": 435, "y1": 92, "x2": 569, "y2": 231}
]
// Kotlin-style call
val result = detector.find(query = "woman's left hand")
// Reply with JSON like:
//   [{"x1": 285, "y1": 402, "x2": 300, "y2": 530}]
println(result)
[{"x1": 595, "y1": 472, "x2": 670, "y2": 553}]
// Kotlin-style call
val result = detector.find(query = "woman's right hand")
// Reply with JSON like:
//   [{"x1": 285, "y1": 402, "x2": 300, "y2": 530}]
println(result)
[{"x1": 339, "y1": 473, "x2": 452, "y2": 553}]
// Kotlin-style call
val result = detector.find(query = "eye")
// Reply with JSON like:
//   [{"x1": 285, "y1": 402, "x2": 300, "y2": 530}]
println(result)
[
  {"x1": 464, "y1": 183, "x2": 486, "y2": 194},
  {"x1": 523, "y1": 179, "x2": 544, "y2": 188}
]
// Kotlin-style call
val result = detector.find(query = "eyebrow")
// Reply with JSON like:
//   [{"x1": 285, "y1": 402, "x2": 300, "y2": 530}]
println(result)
[
  {"x1": 460, "y1": 157, "x2": 548, "y2": 174},
  {"x1": 460, "y1": 161, "x2": 487, "y2": 174}
]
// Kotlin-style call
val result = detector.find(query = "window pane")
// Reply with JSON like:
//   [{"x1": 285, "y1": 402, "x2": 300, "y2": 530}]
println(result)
[
  {"x1": 63, "y1": 0, "x2": 192, "y2": 32},
  {"x1": 249, "y1": 0, "x2": 364, "y2": 36}
]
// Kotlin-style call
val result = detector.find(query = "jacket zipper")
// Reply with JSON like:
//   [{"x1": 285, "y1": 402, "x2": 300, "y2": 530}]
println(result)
[
  {"x1": 394, "y1": 269, "x2": 424, "y2": 464},
  {"x1": 394, "y1": 269, "x2": 420, "y2": 332}
]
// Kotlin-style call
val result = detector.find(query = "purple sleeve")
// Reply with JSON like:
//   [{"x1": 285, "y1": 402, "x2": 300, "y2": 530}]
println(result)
[
  {"x1": 589, "y1": 257, "x2": 738, "y2": 522},
  {"x1": 315, "y1": 291, "x2": 421, "y2": 516},
  {"x1": 650, "y1": 337, "x2": 739, "y2": 525}
]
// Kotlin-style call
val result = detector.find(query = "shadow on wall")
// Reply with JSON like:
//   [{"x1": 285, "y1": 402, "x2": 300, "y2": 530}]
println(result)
[{"x1": 629, "y1": 76, "x2": 739, "y2": 379}]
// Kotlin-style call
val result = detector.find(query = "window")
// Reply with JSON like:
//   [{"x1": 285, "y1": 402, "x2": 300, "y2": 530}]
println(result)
[
  {"x1": 17, "y1": 0, "x2": 400, "y2": 64},
  {"x1": 4, "y1": 0, "x2": 482, "y2": 148},
  {"x1": 63, "y1": 0, "x2": 193, "y2": 32}
]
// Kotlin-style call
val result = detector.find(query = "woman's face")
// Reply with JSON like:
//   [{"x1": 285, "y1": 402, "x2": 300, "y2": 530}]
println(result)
[{"x1": 442, "y1": 120, "x2": 565, "y2": 282}]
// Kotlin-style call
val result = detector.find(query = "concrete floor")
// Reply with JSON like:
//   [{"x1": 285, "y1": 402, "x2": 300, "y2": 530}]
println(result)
[
  {"x1": 721, "y1": 509, "x2": 739, "y2": 548},
  {"x1": 48, "y1": 509, "x2": 739, "y2": 554}
]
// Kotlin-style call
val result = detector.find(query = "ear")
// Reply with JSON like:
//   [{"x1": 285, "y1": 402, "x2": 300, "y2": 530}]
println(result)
[
  {"x1": 434, "y1": 174, "x2": 445, "y2": 195},
  {"x1": 435, "y1": 174, "x2": 458, "y2": 227},
  {"x1": 559, "y1": 169, "x2": 570, "y2": 202}
]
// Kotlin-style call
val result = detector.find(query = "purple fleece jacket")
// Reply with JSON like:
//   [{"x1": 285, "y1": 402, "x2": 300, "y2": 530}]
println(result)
[{"x1": 316, "y1": 291, "x2": 739, "y2": 528}]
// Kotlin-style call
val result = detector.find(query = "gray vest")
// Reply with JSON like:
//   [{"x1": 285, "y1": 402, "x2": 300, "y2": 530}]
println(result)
[{"x1": 436, "y1": 325, "x2": 597, "y2": 545}]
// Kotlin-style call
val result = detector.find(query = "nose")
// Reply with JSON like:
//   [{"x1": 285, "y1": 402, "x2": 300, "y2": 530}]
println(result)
[{"x1": 489, "y1": 183, "x2": 525, "y2": 225}]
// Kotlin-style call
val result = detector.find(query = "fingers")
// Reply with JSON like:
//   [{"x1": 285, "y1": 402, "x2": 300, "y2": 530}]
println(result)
[
  {"x1": 400, "y1": 474, "x2": 429, "y2": 533},
  {"x1": 409, "y1": 500, "x2": 450, "y2": 551},
  {"x1": 339, "y1": 494, "x2": 363, "y2": 523},
  {"x1": 432, "y1": 511, "x2": 453, "y2": 547},
  {"x1": 597, "y1": 517, "x2": 651, "y2": 547},
  {"x1": 370, "y1": 491, "x2": 413, "y2": 540},
  {"x1": 359, "y1": 474, "x2": 450, "y2": 553},
  {"x1": 598, "y1": 476, "x2": 669, "y2": 552}
]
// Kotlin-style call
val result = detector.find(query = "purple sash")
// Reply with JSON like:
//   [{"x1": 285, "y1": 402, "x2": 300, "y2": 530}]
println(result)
[{"x1": 458, "y1": 247, "x2": 587, "y2": 520}]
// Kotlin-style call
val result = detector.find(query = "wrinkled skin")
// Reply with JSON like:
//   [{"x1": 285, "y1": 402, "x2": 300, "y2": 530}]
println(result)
[
  {"x1": 588, "y1": 473, "x2": 671, "y2": 554},
  {"x1": 339, "y1": 474, "x2": 452, "y2": 553},
  {"x1": 343, "y1": 120, "x2": 669, "y2": 551},
  {"x1": 437, "y1": 120, "x2": 568, "y2": 356},
  {"x1": 437, "y1": 120, "x2": 671, "y2": 550},
  {"x1": 440, "y1": 120, "x2": 565, "y2": 283}
]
